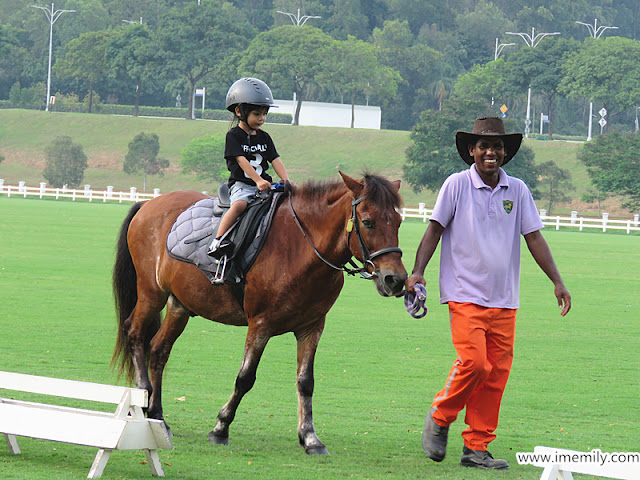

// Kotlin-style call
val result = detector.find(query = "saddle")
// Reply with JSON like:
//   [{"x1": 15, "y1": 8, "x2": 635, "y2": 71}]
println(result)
[{"x1": 166, "y1": 184, "x2": 285, "y2": 285}]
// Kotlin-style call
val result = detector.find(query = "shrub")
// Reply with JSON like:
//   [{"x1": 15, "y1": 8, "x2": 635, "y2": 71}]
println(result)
[{"x1": 42, "y1": 136, "x2": 88, "y2": 188}]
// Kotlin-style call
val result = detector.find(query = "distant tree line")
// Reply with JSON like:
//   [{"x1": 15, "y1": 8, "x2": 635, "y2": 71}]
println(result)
[{"x1": 1, "y1": 0, "x2": 640, "y2": 132}]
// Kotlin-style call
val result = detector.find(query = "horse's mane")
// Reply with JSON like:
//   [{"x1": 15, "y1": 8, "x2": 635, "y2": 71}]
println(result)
[{"x1": 293, "y1": 173, "x2": 402, "y2": 211}]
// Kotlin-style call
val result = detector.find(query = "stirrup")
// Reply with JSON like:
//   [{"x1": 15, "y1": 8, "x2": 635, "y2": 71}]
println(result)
[{"x1": 213, "y1": 255, "x2": 228, "y2": 284}]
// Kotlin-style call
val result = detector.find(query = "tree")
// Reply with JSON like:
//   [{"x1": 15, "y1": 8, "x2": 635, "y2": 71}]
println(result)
[
  {"x1": 238, "y1": 25, "x2": 335, "y2": 126},
  {"x1": 107, "y1": 24, "x2": 157, "y2": 116},
  {"x1": 504, "y1": 37, "x2": 580, "y2": 139},
  {"x1": 319, "y1": 35, "x2": 401, "y2": 128},
  {"x1": 560, "y1": 37, "x2": 640, "y2": 125},
  {"x1": 577, "y1": 130, "x2": 640, "y2": 212},
  {"x1": 55, "y1": 30, "x2": 114, "y2": 112},
  {"x1": 155, "y1": 0, "x2": 253, "y2": 120},
  {"x1": 452, "y1": 58, "x2": 509, "y2": 109},
  {"x1": 501, "y1": 143, "x2": 539, "y2": 198},
  {"x1": 454, "y1": 1, "x2": 514, "y2": 70},
  {"x1": 43, "y1": 136, "x2": 88, "y2": 188},
  {"x1": 124, "y1": 132, "x2": 169, "y2": 192},
  {"x1": 536, "y1": 160, "x2": 575, "y2": 214},
  {"x1": 403, "y1": 97, "x2": 538, "y2": 193},
  {"x1": 179, "y1": 134, "x2": 227, "y2": 185},
  {"x1": 403, "y1": 97, "x2": 493, "y2": 192},
  {"x1": 372, "y1": 20, "x2": 444, "y2": 129}
]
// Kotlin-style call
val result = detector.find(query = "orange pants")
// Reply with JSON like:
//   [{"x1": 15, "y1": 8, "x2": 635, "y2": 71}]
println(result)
[{"x1": 431, "y1": 302, "x2": 516, "y2": 451}]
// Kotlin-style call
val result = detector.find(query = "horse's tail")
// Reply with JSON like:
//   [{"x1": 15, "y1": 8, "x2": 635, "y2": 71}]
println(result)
[{"x1": 111, "y1": 201, "x2": 160, "y2": 383}]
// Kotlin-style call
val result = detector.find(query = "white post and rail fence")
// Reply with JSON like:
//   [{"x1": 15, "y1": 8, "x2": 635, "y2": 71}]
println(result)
[
  {"x1": 2, "y1": 180, "x2": 639, "y2": 235},
  {"x1": 400, "y1": 203, "x2": 640, "y2": 235},
  {"x1": 0, "y1": 179, "x2": 160, "y2": 203}
]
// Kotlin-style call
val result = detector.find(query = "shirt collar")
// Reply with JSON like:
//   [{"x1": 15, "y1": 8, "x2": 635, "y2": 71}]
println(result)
[{"x1": 470, "y1": 164, "x2": 509, "y2": 189}]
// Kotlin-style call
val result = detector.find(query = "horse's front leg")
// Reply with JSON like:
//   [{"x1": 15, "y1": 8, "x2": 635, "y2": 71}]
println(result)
[
  {"x1": 209, "y1": 320, "x2": 271, "y2": 445},
  {"x1": 295, "y1": 317, "x2": 329, "y2": 455}
]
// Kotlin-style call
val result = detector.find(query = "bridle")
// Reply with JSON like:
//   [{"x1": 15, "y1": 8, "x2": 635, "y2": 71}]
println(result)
[{"x1": 287, "y1": 194, "x2": 403, "y2": 280}]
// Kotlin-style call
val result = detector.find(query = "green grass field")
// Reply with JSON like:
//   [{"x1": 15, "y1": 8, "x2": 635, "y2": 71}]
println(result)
[
  {"x1": 0, "y1": 196, "x2": 638, "y2": 479},
  {"x1": 0, "y1": 108, "x2": 604, "y2": 214}
]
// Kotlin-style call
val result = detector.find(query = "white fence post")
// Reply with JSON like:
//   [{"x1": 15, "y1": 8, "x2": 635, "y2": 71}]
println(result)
[
  {"x1": 634, "y1": 214, "x2": 639, "y2": 227},
  {"x1": 0, "y1": 179, "x2": 4, "y2": 192},
  {"x1": 153, "y1": 188, "x2": 160, "y2": 197},
  {"x1": 129, "y1": 187, "x2": 137, "y2": 201},
  {"x1": 39, "y1": 182, "x2": 47, "y2": 198},
  {"x1": 570, "y1": 211, "x2": 578, "y2": 224},
  {"x1": 602, "y1": 213, "x2": 609, "y2": 232},
  {"x1": 539, "y1": 209, "x2": 547, "y2": 217}
]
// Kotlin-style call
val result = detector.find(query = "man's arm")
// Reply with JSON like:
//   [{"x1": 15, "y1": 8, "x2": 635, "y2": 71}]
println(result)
[
  {"x1": 524, "y1": 230, "x2": 572, "y2": 316},
  {"x1": 405, "y1": 220, "x2": 445, "y2": 291}
]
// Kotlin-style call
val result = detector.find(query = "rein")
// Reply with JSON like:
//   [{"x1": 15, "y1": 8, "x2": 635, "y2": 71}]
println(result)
[{"x1": 287, "y1": 194, "x2": 403, "y2": 280}]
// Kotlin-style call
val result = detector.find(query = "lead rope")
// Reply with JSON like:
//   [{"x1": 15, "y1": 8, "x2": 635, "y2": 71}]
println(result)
[{"x1": 404, "y1": 283, "x2": 428, "y2": 318}]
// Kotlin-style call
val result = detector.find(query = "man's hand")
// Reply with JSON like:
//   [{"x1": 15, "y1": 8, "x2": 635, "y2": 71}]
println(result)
[
  {"x1": 555, "y1": 285, "x2": 572, "y2": 316},
  {"x1": 405, "y1": 273, "x2": 426, "y2": 293}
]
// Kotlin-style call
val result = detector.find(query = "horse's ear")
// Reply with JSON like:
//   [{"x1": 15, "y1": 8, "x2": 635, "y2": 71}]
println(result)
[
  {"x1": 339, "y1": 171, "x2": 364, "y2": 197},
  {"x1": 391, "y1": 180, "x2": 401, "y2": 193}
]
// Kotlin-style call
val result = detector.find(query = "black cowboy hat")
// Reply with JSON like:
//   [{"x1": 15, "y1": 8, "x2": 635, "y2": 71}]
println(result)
[{"x1": 455, "y1": 117, "x2": 523, "y2": 166}]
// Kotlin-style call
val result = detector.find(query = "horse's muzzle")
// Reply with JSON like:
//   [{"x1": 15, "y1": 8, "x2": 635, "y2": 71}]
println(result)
[{"x1": 375, "y1": 268, "x2": 408, "y2": 297}]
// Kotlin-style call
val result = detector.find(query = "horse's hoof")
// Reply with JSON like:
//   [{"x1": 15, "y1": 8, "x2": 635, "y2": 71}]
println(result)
[
  {"x1": 209, "y1": 431, "x2": 229, "y2": 445},
  {"x1": 305, "y1": 445, "x2": 330, "y2": 455}
]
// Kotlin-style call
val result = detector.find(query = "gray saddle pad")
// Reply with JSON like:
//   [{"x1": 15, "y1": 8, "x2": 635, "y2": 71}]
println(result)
[
  {"x1": 166, "y1": 193, "x2": 283, "y2": 284},
  {"x1": 166, "y1": 197, "x2": 220, "y2": 274}
]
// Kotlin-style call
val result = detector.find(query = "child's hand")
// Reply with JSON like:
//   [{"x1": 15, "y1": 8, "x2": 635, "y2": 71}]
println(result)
[{"x1": 256, "y1": 178, "x2": 271, "y2": 191}]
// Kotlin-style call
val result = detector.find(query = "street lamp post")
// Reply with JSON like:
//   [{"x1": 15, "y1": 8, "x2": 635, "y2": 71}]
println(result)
[
  {"x1": 575, "y1": 19, "x2": 618, "y2": 140},
  {"x1": 491, "y1": 38, "x2": 515, "y2": 106},
  {"x1": 276, "y1": 8, "x2": 320, "y2": 26},
  {"x1": 31, "y1": 3, "x2": 75, "y2": 112},
  {"x1": 505, "y1": 28, "x2": 560, "y2": 138},
  {"x1": 494, "y1": 38, "x2": 516, "y2": 61}
]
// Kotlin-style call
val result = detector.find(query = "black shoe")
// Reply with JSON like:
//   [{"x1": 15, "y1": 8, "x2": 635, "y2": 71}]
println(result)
[
  {"x1": 460, "y1": 446, "x2": 509, "y2": 470},
  {"x1": 207, "y1": 238, "x2": 234, "y2": 258},
  {"x1": 422, "y1": 408, "x2": 448, "y2": 462}
]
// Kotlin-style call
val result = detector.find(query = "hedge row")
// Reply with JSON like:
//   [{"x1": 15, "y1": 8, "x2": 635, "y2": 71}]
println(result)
[{"x1": 0, "y1": 101, "x2": 293, "y2": 124}]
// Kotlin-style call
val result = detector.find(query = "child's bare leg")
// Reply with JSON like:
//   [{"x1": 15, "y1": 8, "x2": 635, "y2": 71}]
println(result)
[
  {"x1": 217, "y1": 200, "x2": 248, "y2": 238},
  {"x1": 208, "y1": 200, "x2": 248, "y2": 256}
]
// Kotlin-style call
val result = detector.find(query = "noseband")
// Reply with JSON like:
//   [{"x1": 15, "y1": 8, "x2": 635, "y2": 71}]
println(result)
[{"x1": 288, "y1": 195, "x2": 403, "y2": 280}]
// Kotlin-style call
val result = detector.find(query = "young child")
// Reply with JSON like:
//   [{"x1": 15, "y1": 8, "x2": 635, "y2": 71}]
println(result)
[{"x1": 208, "y1": 77, "x2": 292, "y2": 258}]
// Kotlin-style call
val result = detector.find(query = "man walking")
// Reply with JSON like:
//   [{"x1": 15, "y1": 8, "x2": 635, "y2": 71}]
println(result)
[{"x1": 406, "y1": 117, "x2": 571, "y2": 470}]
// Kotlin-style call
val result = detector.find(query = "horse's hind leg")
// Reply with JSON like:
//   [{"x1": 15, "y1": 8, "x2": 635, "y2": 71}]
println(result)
[
  {"x1": 147, "y1": 295, "x2": 190, "y2": 431},
  {"x1": 295, "y1": 317, "x2": 329, "y2": 455},
  {"x1": 127, "y1": 295, "x2": 167, "y2": 394},
  {"x1": 209, "y1": 321, "x2": 271, "y2": 445}
]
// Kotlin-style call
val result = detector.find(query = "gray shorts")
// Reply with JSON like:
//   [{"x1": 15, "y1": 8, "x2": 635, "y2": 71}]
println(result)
[{"x1": 230, "y1": 182, "x2": 260, "y2": 204}]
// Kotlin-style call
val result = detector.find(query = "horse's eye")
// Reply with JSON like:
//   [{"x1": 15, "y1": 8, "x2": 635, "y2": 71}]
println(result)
[{"x1": 361, "y1": 219, "x2": 374, "y2": 229}]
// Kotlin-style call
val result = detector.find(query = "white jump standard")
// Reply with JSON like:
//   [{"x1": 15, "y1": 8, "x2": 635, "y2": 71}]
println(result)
[{"x1": 0, "y1": 371, "x2": 172, "y2": 478}]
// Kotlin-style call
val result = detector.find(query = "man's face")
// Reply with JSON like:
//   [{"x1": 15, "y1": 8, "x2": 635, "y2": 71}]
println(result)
[{"x1": 469, "y1": 137, "x2": 505, "y2": 177}]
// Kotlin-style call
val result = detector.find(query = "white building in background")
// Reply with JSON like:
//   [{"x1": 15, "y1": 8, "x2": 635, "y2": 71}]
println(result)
[{"x1": 274, "y1": 99, "x2": 381, "y2": 130}]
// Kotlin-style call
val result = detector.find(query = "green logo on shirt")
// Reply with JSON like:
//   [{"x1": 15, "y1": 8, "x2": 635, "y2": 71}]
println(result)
[{"x1": 503, "y1": 200, "x2": 513, "y2": 214}]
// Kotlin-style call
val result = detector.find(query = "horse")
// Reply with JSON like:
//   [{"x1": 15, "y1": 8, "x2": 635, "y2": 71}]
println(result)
[{"x1": 111, "y1": 172, "x2": 407, "y2": 455}]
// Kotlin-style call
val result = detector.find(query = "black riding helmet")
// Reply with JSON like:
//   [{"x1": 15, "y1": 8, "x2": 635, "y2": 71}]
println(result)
[{"x1": 226, "y1": 77, "x2": 276, "y2": 123}]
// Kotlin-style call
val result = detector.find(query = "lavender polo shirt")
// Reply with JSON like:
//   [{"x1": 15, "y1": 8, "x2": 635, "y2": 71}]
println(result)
[{"x1": 430, "y1": 165, "x2": 544, "y2": 309}]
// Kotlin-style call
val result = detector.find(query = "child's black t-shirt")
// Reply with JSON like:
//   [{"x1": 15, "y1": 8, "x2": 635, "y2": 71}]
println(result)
[{"x1": 225, "y1": 126, "x2": 279, "y2": 187}]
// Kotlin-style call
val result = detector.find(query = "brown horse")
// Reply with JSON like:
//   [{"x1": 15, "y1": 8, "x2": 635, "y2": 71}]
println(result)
[{"x1": 112, "y1": 172, "x2": 407, "y2": 455}]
